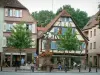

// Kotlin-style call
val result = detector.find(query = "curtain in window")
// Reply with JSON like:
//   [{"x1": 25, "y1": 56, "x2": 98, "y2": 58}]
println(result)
[{"x1": 5, "y1": 8, "x2": 8, "y2": 16}]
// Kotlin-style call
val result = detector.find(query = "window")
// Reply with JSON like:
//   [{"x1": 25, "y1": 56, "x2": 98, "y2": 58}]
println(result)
[
  {"x1": 26, "y1": 24, "x2": 32, "y2": 31},
  {"x1": 94, "y1": 29, "x2": 96, "y2": 36},
  {"x1": 66, "y1": 18, "x2": 69, "y2": 22},
  {"x1": 69, "y1": 18, "x2": 72, "y2": 22},
  {"x1": 15, "y1": 10, "x2": 22, "y2": 17},
  {"x1": 51, "y1": 41, "x2": 57, "y2": 50},
  {"x1": 72, "y1": 28, "x2": 75, "y2": 34},
  {"x1": 54, "y1": 27, "x2": 58, "y2": 34},
  {"x1": 90, "y1": 31, "x2": 92, "y2": 37},
  {"x1": 42, "y1": 40, "x2": 46, "y2": 49},
  {"x1": 6, "y1": 24, "x2": 13, "y2": 31},
  {"x1": 8, "y1": 9, "x2": 13, "y2": 16},
  {"x1": 82, "y1": 42, "x2": 86, "y2": 49},
  {"x1": 62, "y1": 27, "x2": 67, "y2": 35},
  {"x1": 15, "y1": 10, "x2": 20, "y2": 17},
  {"x1": 5, "y1": 8, "x2": 22, "y2": 17},
  {"x1": 94, "y1": 42, "x2": 96, "y2": 49},
  {"x1": 90, "y1": 43, "x2": 92, "y2": 49},
  {"x1": 61, "y1": 17, "x2": 66, "y2": 22}
]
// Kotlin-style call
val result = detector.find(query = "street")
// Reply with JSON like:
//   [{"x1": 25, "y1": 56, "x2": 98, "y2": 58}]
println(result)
[{"x1": 0, "y1": 72, "x2": 99, "y2": 75}]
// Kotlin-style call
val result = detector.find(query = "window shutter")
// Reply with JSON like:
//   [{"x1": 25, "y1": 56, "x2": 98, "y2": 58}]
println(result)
[
  {"x1": 20, "y1": 10, "x2": 22, "y2": 17},
  {"x1": 32, "y1": 24, "x2": 36, "y2": 33},
  {"x1": 3, "y1": 23, "x2": 6, "y2": 32},
  {"x1": 5, "y1": 8, "x2": 8, "y2": 16},
  {"x1": 29, "y1": 25, "x2": 32, "y2": 31},
  {"x1": 3, "y1": 37, "x2": 6, "y2": 47}
]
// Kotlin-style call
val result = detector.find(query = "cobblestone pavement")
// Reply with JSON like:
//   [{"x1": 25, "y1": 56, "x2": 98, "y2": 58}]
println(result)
[
  {"x1": 1, "y1": 67, "x2": 100, "y2": 73},
  {"x1": 0, "y1": 72, "x2": 99, "y2": 75}
]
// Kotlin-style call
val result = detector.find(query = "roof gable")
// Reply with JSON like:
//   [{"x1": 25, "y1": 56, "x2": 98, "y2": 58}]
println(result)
[
  {"x1": 83, "y1": 11, "x2": 99, "y2": 30},
  {"x1": 38, "y1": 10, "x2": 88, "y2": 43},
  {"x1": 45, "y1": 10, "x2": 70, "y2": 32}
]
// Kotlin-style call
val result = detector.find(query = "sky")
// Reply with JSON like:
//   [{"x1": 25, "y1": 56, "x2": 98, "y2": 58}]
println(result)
[{"x1": 18, "y1": 0, "x2": 99, "y2": 16}]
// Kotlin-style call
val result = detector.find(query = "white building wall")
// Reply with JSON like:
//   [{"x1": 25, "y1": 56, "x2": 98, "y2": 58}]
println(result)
[
  {"x1": 88, "y1": 25, "x2": 100, "y2": 54},
  {"x1": 0, "y1": 7, "x2": 4, "y2": 52}
]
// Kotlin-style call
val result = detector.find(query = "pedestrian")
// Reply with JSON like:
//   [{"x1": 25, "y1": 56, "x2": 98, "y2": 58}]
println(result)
[
  {"x1": 21, "y1": 58, "x2": 25, "y2": 66},
  {"x1": 58, "y1": 63, "x2": 62, "y2": 71},
  {"x1": 64, "y1": 64, "x2": 67, "y2": 72}
]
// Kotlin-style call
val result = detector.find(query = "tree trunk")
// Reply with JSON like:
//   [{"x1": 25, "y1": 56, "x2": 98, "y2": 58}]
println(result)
[
  {"x1": 19, "y1": 49, "x2": 22, "y2": 66},
  {"x1": 68, "y1": 50, "x2": 70, "y2": 69},
  {"x1": 64, "y1": 50, "x2": 65, "y2": 66}
]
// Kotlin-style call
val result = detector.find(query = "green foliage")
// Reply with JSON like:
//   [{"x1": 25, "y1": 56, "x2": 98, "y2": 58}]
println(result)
[
  {"x1": 32, "y1": 10, "x2": 55, "y2": 27},
  {"x1": 56, "y1": 23, "x2": 82, "y2": 52},
  {"x1": 7, "y1": 23, "x2": 33, "y2": 51},
  {"x1": 56, "y1": 5, "x2": 90, "y2": 29}
]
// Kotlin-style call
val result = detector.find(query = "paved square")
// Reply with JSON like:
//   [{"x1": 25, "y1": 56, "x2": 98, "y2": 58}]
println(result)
[{"x1": 0, "y1": 72, "x2": 99, "y2": 75}]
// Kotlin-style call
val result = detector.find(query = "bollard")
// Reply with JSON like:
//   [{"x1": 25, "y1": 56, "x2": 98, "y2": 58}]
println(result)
[
  {"x1": 15, "y1": 68, "x2": 17, "y2": 72},
  {"x1": 78, "y1": 66, "x2": 80, "y2": 72},
  {"x1": 65, "y1": 66, "x2": 67, "y2": 72},
  {"x1": 31, "y1": 66, "x2": 34, "y2": 72},
  {"x1": 84, "y1": 65, "x2": 86, "y2": 70},
  {"x1": 1, "y1": 66, "x2": 2, "y2": 71},
  {"x1": 96, "y1": 67, "x2": 97, "y2": 72},
  {"x1": 49, "y1": 67, "x2": 52, "y2": 72},
  {"x1": 89, "y1": 67, "x2": 91, "y2": 72}
]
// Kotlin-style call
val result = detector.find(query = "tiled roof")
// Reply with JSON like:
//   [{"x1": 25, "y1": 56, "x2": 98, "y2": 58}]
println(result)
[
  {"x1": 0, "y1": 0, "x2": 26, "y2": 9},
  {"x1": 83, "y1": 12, "x2": 99, "y2": 30},
  {"x1": 44, "y1": 10, "x2": 71, "y2": 32},
  {"x1": 37, "y1": 27, "x2": 46, "y2": 31}
]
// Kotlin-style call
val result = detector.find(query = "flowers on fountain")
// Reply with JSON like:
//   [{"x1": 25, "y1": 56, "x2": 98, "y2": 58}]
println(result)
[{"x1": 39, "y1": 50, "x2": 53, "y2": 57}]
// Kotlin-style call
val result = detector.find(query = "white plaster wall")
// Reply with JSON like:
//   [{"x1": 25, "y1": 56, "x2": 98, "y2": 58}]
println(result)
[
  {"x1": 0, "y1": 7, "x2": 4, "y2": 52},
  {"x1": 88, "y1": 25, "x2": 100, "y2": 54}
]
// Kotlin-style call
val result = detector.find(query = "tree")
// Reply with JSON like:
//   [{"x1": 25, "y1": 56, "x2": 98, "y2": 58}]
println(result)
[
  {"x1": 56, "y1": 5, "x2": 90, "y2": 29},
  {"x1": 7, "y1": 23, "x2": 33, "y2": 60},
  {"x1": 32, "y1": 10, "x2": 55, "y2": 27},
  {"x1": 57, "y1": 24, "x2": 81, "y2": 53}
]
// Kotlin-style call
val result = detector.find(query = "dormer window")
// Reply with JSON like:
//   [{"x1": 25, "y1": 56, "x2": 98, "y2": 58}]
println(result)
[{"x1": 5, "y1": 8, "x2": 22, "y2": 17}]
